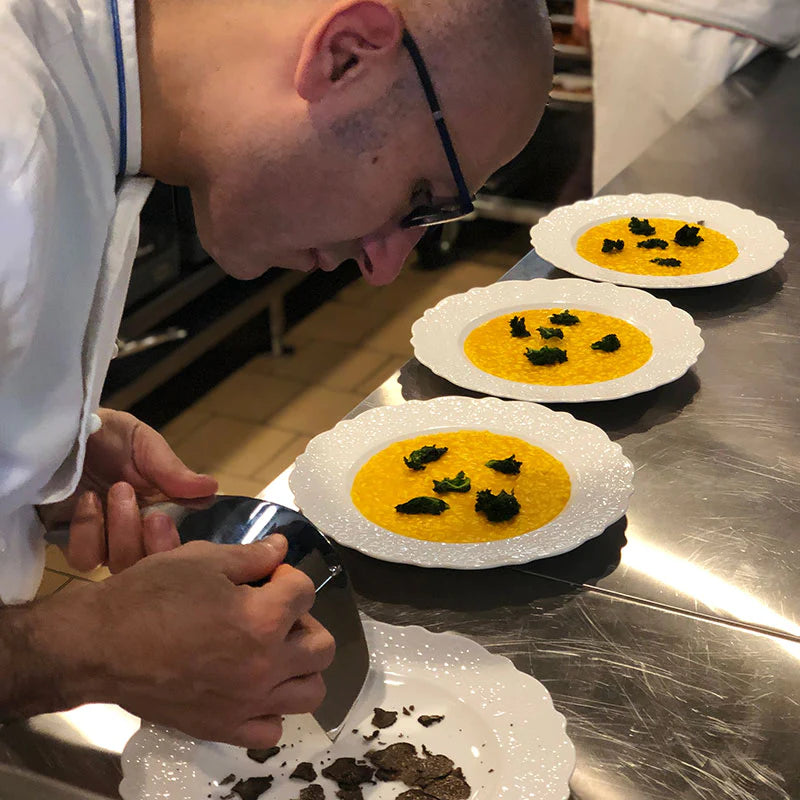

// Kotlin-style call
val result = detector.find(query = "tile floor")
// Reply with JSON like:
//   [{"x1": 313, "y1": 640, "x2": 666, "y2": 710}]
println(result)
[{"x1": 40, "y1": 233, "x2": 529, "y2": 595}]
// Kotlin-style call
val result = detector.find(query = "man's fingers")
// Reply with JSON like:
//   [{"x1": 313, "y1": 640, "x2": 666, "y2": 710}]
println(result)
[
  {"x1": 143, "y1": 513, "x2": 181, "y2": 556},
  {"x1": 106, "y1": 482, "x2": 145, "y2": 573},
  {"x1": 257, "y1": 564, "x2": 316, "y2": 633},
  {"x1": 228, "y1": 716, "x2": 284, "y2": 749},
  {"x1": 261, "y1": 672, "x2": 327, "y2": 717},
  {"x1": 281, "y1": 614, "x2": 337, "y2": 679},
  {"x1": 135, "y1": 426, "x2": 218, "y2": 499},
  {"x1": 67, "y1": 491, "x2": 106, "y2": 571},
  {"x1": 186, "y1": 535, "x2": 289, "y2": 584}
]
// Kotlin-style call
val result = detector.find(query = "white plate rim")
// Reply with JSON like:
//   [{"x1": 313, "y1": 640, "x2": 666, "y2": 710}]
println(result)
[
  {"x1": 529, "y1": 193, "x2": 788, "y2": 288},
  {"x1": 410, "y1": 277, "x2": 705, "y2": 404},
  {"x1": 288, "y1": 396, "x2": 634, "y2": 569},
  {"x1": 119, "y1": 617, "x2": 577, "y2": 800}
]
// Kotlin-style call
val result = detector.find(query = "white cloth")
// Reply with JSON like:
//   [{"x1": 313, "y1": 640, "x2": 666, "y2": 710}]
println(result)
[
  {"x1": 589, "y1": 0, "x2": 800, "y2": 191},
  {"x1": 0, "y1": 0, "x2": 154, "y2": 603}
]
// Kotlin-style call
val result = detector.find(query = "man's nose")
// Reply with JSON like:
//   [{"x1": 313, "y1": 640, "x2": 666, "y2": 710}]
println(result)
[{"x1": 361, "y1": 227, "x2": 425, "y2": 286}]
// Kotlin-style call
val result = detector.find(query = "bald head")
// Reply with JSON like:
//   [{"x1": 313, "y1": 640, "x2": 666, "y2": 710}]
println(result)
[{"x1": 138, "y1": 0, "x2": 552, "y2": 282}]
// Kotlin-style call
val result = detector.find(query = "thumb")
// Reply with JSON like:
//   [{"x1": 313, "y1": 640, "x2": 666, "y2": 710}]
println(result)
[
  {"x1": 210, "y1": 535, "x2": 289, "y2": 585},
  {"x1": 135, "y1": 426, "x2": 218, "y2": 499}
]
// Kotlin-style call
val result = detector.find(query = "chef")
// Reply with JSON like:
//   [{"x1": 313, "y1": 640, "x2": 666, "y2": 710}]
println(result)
[
  {"x1": 574, "y1": 0, "x2": 800, "y2": 190},
  {"x1": 0, "y1": 0, "x2": 552, "y2": 745}
]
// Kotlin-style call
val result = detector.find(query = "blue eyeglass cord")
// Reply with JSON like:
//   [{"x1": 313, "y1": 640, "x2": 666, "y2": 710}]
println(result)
[{"x1": 109, "y1": 0, "x2": 128, "y2": 181}]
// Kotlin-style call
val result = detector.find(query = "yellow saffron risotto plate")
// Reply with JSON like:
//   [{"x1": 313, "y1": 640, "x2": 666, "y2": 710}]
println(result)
[
  {"x1": 289, "y1": 397, "x2": 634, "y2": 569},
  {"x1": 529, "y1": 194, "x2": 788, "y2": 289},
  {"x1": 410, "y1": 278, "x2": 704, "y2": 404}
]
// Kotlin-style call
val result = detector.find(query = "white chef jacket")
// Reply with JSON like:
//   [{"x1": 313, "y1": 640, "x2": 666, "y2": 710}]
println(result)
[
  {"x1": 590, "y1": 0, "x2": 800, "y2": 190},
  {"x1": 0, "y1": 0, "x2": 154, "y2": 603}
]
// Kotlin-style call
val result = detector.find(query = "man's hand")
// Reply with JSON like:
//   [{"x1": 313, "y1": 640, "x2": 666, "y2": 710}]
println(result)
[
  {"x1": 38, "y1": 409, "x2": 218, "y2": 573},
  {"x1": 3, "y1": 536, "x2": 335, "y2": 747}
]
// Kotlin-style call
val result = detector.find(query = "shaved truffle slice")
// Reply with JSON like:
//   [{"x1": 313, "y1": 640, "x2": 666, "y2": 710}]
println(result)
[
  {"x1": 371, "y1": 707, "x2": 398, "y2": 729},
  {"x1": 296, "y1": 786, "x2": 325, "y2": 800},
  {"x1": 220, "y1": 774, "x2": 236, "y2": 786},
  {"x1": 230, "y1": 776, "x2": 274, "y2": 800},
  {"x1": 362, "y1": 730, "x2": 380, "y2": 742},
  {"x1": 247, "y1": 747, "x2": 281, "y2": 764},
  {"x1": 290, "y1": 762, "x2": 317, "y2": 782},
  {"x1": 335, "y1": 790, "x2": 364, "y2": 800},
  {"x1": 422, "y1": 770, "x2": 471, "y2": 800},
  {"x1": 417, "y1": 715, "x2": 445, "y2": 728},
  {"x1": 366, "y1": 743, "x2": 420, "y2": 782},
  {"x1": 397, "y1": 792, "x2": 433, "y2": 800},
  {"x1": 321, "y1": 758, "x2": 374, "y2": 789},
  {"x1": 415, "y1": 754, "x2": 455, "y2": 786}
]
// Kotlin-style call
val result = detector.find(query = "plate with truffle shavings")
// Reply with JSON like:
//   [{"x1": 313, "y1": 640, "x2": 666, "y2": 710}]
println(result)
[
  {"x1": 529, "y1": 193, "x2": 788, "y2": 288},
  {"x1": 410, "y1": 278, "x2": 704, "y2": 404},
  {"x1": 288, "y1": 396, "x2": 634, "y2": 569},
  {"x1": 119, "y1": 617, "x2": 576, "y2": 800}
]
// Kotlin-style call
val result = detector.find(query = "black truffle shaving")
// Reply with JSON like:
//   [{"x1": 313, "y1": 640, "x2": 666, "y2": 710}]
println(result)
[
  {"x1": 673, "y1": 224, "x2": 704, "y2": 246},
  {"x1": 290, "y1": 762, "x2": 317, "y2": 782},
  {"x1": 362, "y1": 729, "x2": 380, "y2": 742},
  {"x1": 220, "y1": 774, "x2": 236, "y2": 786},
  {"x1": 636, "y1": 238, "x2": 669, "y2": 250},
  {"x1": 335, "y1": 790, "x2": 364, "y2": 800},
  {"x1": 247, "y1": 747, "x2": 281, "y2": 764},
  {"x1": 321, "y1": 758, "x2": 374, "y2": 789},
  {"x1": 418, "y1": 714, "x2": 445, "y2": 728},
  {"x1": 296, "y1": 786, "x2": 325, "y2": 800},
  {"x1": 230, "y1": 776, "x2": 274, "y2": 800},
  {"x1": 371, "y1": 707, "x2": 398, "y2": 729}
]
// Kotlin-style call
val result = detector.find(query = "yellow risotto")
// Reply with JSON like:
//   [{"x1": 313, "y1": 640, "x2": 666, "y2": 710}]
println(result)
[
  {"x1": 576, "y1": 217, "x2": 738, "y2": 276},
  {"x1": 463, "y1": 309, "x2": 652, "y2": 385},
  {"x1": 350, "y1": 430, "x2": 571, "y2": 543}
]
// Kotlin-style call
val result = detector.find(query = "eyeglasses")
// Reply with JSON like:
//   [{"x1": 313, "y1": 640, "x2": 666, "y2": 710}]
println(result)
[{"x1": 399, "y1": 30, "x2": 476, "y2": 229}]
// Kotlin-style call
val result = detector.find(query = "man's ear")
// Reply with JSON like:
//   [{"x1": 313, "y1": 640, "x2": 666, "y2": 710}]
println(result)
[{"x1": 295, "y1": 0, "x2": 404, "y2": 102}]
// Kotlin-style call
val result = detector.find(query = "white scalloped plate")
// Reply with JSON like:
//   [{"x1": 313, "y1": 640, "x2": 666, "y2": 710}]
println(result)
[
  {"x1": 119, "y1": 617, "x2": 576, "y2": 800},
  {"x1": 529, "y1": 193, "x2": 788, "y2": 288},
  {"x1": 289, "y1": 396, "x2": 633, "y2": 569},
  {"x1": 410, "y1": 278, "x2": 704, "y2": 404}
]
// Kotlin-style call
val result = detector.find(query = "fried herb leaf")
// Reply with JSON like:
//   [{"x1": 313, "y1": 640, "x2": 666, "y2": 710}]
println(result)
[
  {"x1": 537, "y1": 326, "x2": 564, "y2": 340},
  {"x1": 395, "y1": 497, "x2": 450, "y2": 515},
  {"x1": 509, "y1": 315, "x2": 531, "y2": 338},
  {"x1": 601, "y1": 238, "x2": 625, "y2": 253},
  {"x1": 432, "y1": 471, "x2": 471, "y2": 494},
  {"x1": 485, "y1": 455, "x2": 522, "y2": 475},
  {"x1": 636, "y1": 238, "x2": 669, "y2": 250},
  {"x1": 525, "y1": 346, "x2": 568, "y2": 366},
  {"x1": 628, "y1": 217, "x2": 656, "y2": 236},
  {"x1": 591, "y1": 334, "x2": 621, "y2": 352},
  {"x1": 650, "y1": 257, "x2": 682, "y2": 267},
  {"x1": 673, "y1": 224, "x2": 704, "y2": 247},
  {"x1": 475, "y1": 489, "x2": 520, "y2": 522},
  {"x1": 404, "y1": 445, "x2": 448, "y2": 471},
  {"x1": 549, "y1": 309, "x2": 580, "y2": 325}
]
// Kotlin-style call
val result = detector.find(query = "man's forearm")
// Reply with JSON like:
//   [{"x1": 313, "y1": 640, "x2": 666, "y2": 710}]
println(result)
[{"x1": 0, "y1": 587, "x2": 104, "y2": 721}]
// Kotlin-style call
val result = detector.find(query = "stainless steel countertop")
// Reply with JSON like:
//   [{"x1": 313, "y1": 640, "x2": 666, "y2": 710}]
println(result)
[{"x1": 2, "y1": 51, "x2": 798, "y2": 800}]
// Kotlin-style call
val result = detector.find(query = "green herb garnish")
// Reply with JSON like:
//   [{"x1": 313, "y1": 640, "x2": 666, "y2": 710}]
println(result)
[
  {"x1": 475, "y1": 489, "x2": 520, "y2": 522},
  {"x1": 549, "y1": 310, "x2": 580, "y2": 326},
  {"x1": 602, "y1": 238, "x2": 625, "y2": 253},
  {"x1": 525, "y1": 346, "x2": 568, "y2": 366},
  {"x1": 395, "y1": 497, "x2": 450, "y2": 515},
  {"x1": 485, "y1": 455, "x2": 522, "y2": 475},
  {"x1": 673, "y1": 224, "x2": 704, "y2": 247},
  {"x1": 650, "y1": 257, "x2": 682, "y2": 267},
  {"x1": 537, "y1": 326, "x2": 564, "y2": 340},
  {"x1": 629, "y1": 217, "x2": 656, "y2": 236},
  {"x1": 591, "y1": 334, "x2": 621, "y2": 352},
  {"x1": 432, "y1": 471, "x2": 471, "y2": 494},
  {"x1": 509, "y1": 315, "x2": 531, "y2": 338},
  {"x1": 636, "y1": 238, "x2": 669, "y2": 250},
  {"x1": 404, "y1": 445, "x2": 448, "y2": 472}
]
